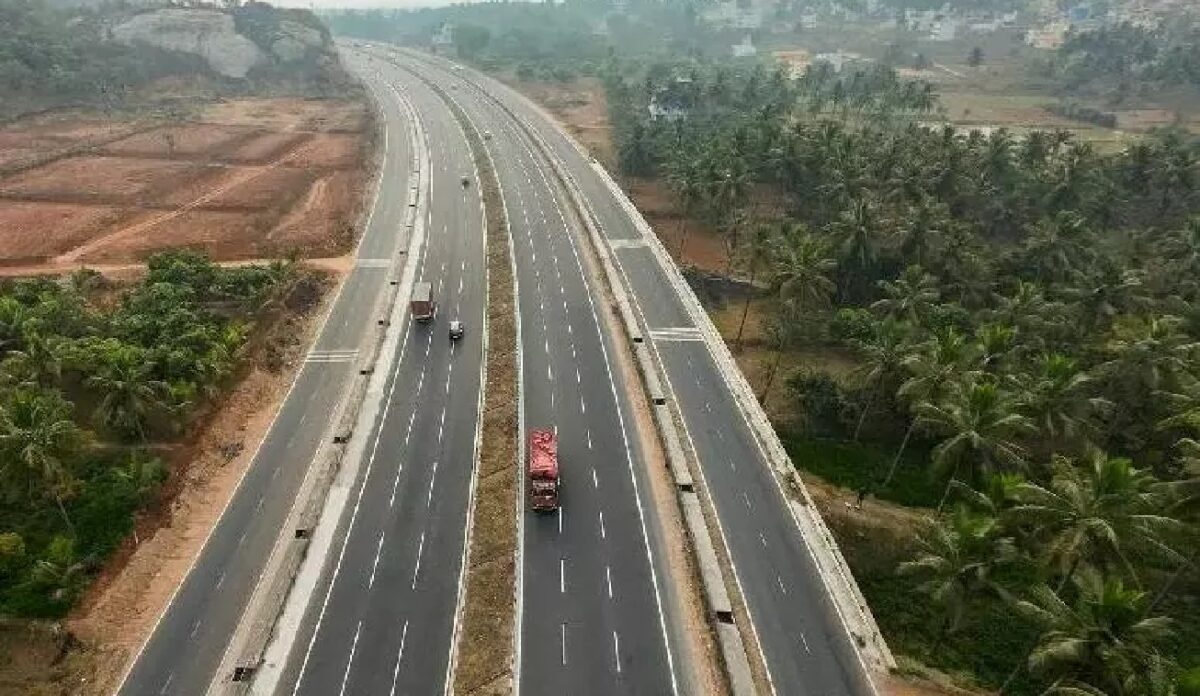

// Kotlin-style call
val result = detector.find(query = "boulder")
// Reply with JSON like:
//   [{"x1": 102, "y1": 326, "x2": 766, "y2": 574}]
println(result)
[{"x1": 112, "y1": 9, "x2": 266, "y2": 79}]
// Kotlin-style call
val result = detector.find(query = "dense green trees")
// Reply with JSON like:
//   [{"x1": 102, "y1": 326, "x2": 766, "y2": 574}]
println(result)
[
  {"x1": 598, "y1": 44, "x2": 1200, "y2": 693},
  {"x1": 1049, "y1": 22, "x2": 1200, "y2": 98},
  {"x1": 0, "y1": 251, "x2": 291, "y2": 617}
]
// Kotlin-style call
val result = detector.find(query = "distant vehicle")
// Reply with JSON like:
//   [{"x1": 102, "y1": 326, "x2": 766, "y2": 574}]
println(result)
[
  {"x1": 453, "y1": 65, "x2": 463, "y2": 72},
  {"x1": 462, "y1": 175, "x2": 470, "y2": 187},
  {"x1": 483, "y1": 131, "x2": 492, "y2": 140},
  {"x1": 528, "y1": 429, "x2": 560, "y2": 511},
  {"x1": 410, "y1": 282, "x2": 435, "y2": 321},
  {"x1": 449, "y1": 320, "x2": 464, "y2": 340}
]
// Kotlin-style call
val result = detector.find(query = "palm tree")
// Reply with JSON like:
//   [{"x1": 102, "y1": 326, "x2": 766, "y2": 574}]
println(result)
[
  {"x1": 871, "y1": 265, "x2": 940, "y2": 326},
  {"x1": 85, "y1": 341, "x2": 169, "y2": 441},
  {"x1": 975, "y1": 322, "x2": 1018, "y2": 373},
  {"x1": 1016, "y1": 354, "x2": 1111, "y2": 457},
  {"x1": 5, "y1": 331, "x2": 64, "y2": 388},
  {"x1": 29, "y1": 535, "x2": 89, "y2": 604},
  {"x1": 732, "y1": 218, "x2": 777, "y2": 351},
  {"x1": 892, "y1": 197, "x2": 949, "y2": 268},
  {"x1": 848, "y1": 316, "x2": 912, "y2": 441},
  {"x1": 767, "y1": 224, "x2": 837, "y2": 317},
  {"x1": 1011, "y1": 569, "x2": 1176, "y2": 696},
  {"x1": 1064, "y1": 263, "x2": 1149, "y2": 334},
  {"x1": 1009, "y1": 451, "x2": 1192, "y2": 590},
  {"x1": 829, "y1": 197, "x2": 882, "y2": 302},
  {"x1": 0, "y1": 296, "x2": 29, "y2": 353},
  {"x1": 0, "y1": 388, "x2": 83, "y2": 534},
  {"x1": 948, "y1": 473, "x2": 1025, "y2": 517},
  {"x1": 899, "y1": 507, "x2": 1017, "y2": 648},
  {"x1": 1099, "y1": 315, "x2": 1199, "y2": 438},
  {"x1": 1021, "y1": 212, "x2": 1097, "y2": 285},
  {"x1": 878, "y1": 329, "x2": 981, "y2": 489},
  {"x1": 917, "y1": 377, "x2": 1034, "y2": 509},
  {"x1": 665, "y1": 148, "x2": 704, "y2": 262}
]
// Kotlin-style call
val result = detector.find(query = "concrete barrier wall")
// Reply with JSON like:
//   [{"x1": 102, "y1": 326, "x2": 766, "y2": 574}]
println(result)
[{"x1": 207, "y1": 80, "x2": 431, "y2": 694}]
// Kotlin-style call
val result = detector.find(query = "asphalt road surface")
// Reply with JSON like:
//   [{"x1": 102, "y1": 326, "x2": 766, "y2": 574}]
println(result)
[
  {"x1": 274, "y1": 56, "x2": 487, "y2": 696},
  {"x1": 411, "y1": 51, "x2": 865, "y2": 696},
  {"x1": 116, "y1": 57, "x2": 418, "y2": 696},
  {"x1": 380, "y1": 52, "x2": 681, "y2": 695}
]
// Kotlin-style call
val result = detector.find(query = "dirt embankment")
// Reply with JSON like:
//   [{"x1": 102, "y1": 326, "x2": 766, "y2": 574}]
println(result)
[{"x1": 0, "y1": 97, "x2": 373, "y2": 271}]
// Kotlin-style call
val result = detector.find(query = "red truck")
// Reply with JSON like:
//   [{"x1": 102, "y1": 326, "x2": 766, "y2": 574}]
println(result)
[
  {"x1": 528, "y1": 429, "x2": 560, "y2": 511},
  {"x1": 410, "y1": 282, "x2": 435, "y2": 321}
]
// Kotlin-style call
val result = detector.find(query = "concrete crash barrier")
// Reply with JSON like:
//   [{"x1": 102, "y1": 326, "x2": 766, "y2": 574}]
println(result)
[
  {"x1": 208, "y1": 82, "x2": 431, "y2": 694},
  {"x1": 415, "y1": 50, "x2": 895, "y2": 693},
  {"x1": 455, "y1": 72, "x2": 758, "y2": 695}
]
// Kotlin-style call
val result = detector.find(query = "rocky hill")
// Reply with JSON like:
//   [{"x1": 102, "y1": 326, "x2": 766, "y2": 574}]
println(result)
[
  {"x1": 112, "y1": 3, "x2": 346, "y2": 86},
  {"x1": 0, "y1": 0, "x2": 355, "y2": 120}
]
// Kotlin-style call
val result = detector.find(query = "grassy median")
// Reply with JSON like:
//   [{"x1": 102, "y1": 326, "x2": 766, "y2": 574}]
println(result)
[{"x1": 422, "y1": 78, "x2": 520, "y2": 694}]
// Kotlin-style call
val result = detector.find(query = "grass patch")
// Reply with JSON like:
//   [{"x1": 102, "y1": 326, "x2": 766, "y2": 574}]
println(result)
[
  {"x1": 784, "y1": 435, "x2": 942, "y2": 509},
  {"x1": 418, "y1": 73, "x2": 520, "y2": 694}
]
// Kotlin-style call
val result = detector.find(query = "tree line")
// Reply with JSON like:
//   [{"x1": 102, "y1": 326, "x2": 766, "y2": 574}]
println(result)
[
  {"x1": 604, "y1": 56, "x2": 1200, "y2": 693},
  {"x1": 1045, "y1": 22, "x2": 1200, "y2": 99},
  {"x1": 0, "y1": 251, "x2": 292, "y2": 617}
]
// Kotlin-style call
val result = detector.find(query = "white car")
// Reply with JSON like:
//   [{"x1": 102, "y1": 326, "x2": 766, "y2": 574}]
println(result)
[{"x1": 449, "y1": 320, "x2": 464, "y2": 340}]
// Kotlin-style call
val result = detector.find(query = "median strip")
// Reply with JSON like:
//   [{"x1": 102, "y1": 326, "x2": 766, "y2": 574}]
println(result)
[{"x1": 417, "y1": 77, "x2": 519, "y2": 693}]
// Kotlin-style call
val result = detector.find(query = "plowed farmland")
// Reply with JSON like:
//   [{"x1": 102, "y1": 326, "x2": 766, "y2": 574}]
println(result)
[{"x1": 0, "y1": 98, "x2": 372, "y2": 270}]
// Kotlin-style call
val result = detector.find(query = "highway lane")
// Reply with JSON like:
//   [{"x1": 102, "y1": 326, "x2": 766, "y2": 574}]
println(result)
[
  {"x1": 115, "y1": 57, "x2": 417, "y2": 696},
  {"x1": 275, "y1": 56, "x2": 486, "y2": 696},
  {"x1": 391, "y1": 56, "x2": 679, "y2": 695},
  {"x1": 421, "y1": 54, "x2": 865, "y2": 695}
]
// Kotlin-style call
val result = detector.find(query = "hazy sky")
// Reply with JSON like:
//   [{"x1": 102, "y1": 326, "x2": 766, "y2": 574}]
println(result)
[{"x1": 271, "y1": 0, "x2": 459, "y2": 9}]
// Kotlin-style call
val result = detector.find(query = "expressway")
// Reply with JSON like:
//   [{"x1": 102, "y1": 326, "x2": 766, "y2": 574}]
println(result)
[
  {"x1": 115, "y1": 56, "x2": 419, "y2": 696},
  {"x1": 274, "y1": 54, "x2": 487, "y2": 696},
  {"x1": 392, "y1": 56, "x2": 681, "y2": 694},
  {"x1": 407, "y1": 52, "x2": 867, "y2": 696}
]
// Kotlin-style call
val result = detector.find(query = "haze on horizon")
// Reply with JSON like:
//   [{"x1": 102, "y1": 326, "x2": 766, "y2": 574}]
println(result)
[{"x1": 272, "y1": 0, "x2": 459, "y2": 9}]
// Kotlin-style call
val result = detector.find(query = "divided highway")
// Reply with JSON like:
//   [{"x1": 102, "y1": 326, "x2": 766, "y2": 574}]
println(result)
[
  {"x1": 115, "y1": 59, "x2": 418, "y2": 696},
  {"x1": 409, "y1": 52, "x2": 868, "y2": 696},
  {"x1": 274, "y1": 56, "x2": 486, "y2": 696},
  {"x1": 118, "y1": 36, "x2": 870, "y2": 696},
  {"x1": 395, "y1": 56, "x2": 681, "y2": 695}
]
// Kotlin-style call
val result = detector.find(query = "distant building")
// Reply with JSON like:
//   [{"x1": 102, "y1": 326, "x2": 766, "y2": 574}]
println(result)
[
  {"x1": 648, "y1": 94, "x2": 689, "y2": 122},
  {"x1": 648, "y1": 78, "x2": 693, "y2": 122},
  {"x1": 773, "y1": 49, "x2": 811, "y2": 78},
  {"x1": 799, "y1": 11, "x2": 818, "y2": 29},
  {"x1": 1025, "y1": 21, "x2": 1068, "y2": 49},
  {"x1": 701, "y1": 0, "x2": 765, "y2": 29},
  {"x1": 431, "y1": 23, "x2": 453, "y2": 54},
  {"x1": 930, "y1": 17, "x2": 961, "y2": 41},
  {"x1": 812, "y1": 50, "x2": 868, "y2": 73},
  {"x1": 732, "y1": 34, "x2": 757, "y2": 57}
]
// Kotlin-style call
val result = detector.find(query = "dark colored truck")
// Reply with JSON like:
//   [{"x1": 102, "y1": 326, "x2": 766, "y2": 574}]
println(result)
[
  {"x1": 528, "y1": 429, "x2": 559, "y2": 511},
  {"x1": 411, "y1": 282, "x2": 435, "y2": 321}
]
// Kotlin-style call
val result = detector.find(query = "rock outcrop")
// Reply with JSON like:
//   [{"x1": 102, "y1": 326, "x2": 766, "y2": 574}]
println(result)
[
  {"x1": 111, "y1": 7, "x2": 334, "y2": 81},
  {"x1": 113, "y1": 9, "x2": 266, "y2": 79}
]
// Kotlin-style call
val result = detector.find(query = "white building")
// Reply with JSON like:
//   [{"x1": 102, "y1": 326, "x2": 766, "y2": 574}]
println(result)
[{"x1": 732, "y1": 34, "x2": 757, "y2": 57}]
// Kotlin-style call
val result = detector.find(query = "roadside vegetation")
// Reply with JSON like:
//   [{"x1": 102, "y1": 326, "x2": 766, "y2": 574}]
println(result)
[
  {"x1": 0, "y1": 252, "x2": 297, "y2": 619},
  {"x1": 605, "y1": 58, "x2": 1200, "y2": 695}
]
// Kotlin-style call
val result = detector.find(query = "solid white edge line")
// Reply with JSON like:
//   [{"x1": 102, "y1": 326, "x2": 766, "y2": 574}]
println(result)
[
  {"x1": 115, "y1": 56, "x2": 400, "y2": 696},
  {"x1": 288, "y1": 79, "x2": 431, "y2": 695}
]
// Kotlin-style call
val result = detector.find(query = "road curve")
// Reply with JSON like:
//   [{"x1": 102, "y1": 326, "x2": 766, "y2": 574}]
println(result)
[{"x1": 115, "y1": 59, "x2": 417, "y2": 696}]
